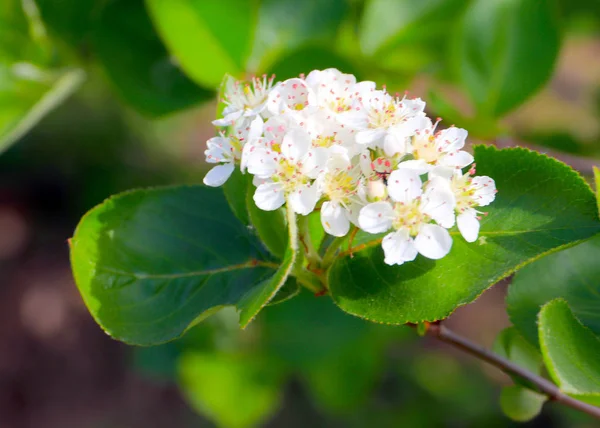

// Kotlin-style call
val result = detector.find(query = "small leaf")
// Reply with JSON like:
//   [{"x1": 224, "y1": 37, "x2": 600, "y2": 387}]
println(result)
[
  {"x1": 493, "y1": 327, "x2": 543, "y2": 389},
  {"x1": 178, "y1": 351, "x2": 284, "y2": 428},
  {"x1": 507, "y1": 235, "x2": 600, "y2": 346},
  {"x1": 94, "y1": 0, "x2": 213, "y2": 117},
  {"x1": 0, "y1": 66, "x2": 85, "y2": 153},
  {"x1": 70, "y1": 185, "x2": 283, "y2": 345},
  {"x1": 539, "y1": 299, "x2": 600, "y2": 405},
  {"x1": 329, "y1": 146, "x2": 600, "y2": 325},
  {"x1": 453, "y1": 0, "x2": 561, "y2": 117},
  {"x1": 267, "y1": 277, "x2": 300, "y2": 306},
  {"x1": 145, "y1": 0, "x2": 256, "y2": 87},
  {"x1": 500, "y1": 385, "x2": 546, "y2": 422},
  {"x1": 222, "y1": 168, "x2": 251, "y2": 226}
]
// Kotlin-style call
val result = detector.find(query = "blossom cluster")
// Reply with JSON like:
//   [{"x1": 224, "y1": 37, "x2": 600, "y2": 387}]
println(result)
[{"x1": 204, "y1": 69, "x2": 497, "y2": 266}]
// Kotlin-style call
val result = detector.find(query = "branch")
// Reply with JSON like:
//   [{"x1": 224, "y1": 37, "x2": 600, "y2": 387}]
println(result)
[{"x1": 423, "y1": 322, "x2": 600, "y2": 420}]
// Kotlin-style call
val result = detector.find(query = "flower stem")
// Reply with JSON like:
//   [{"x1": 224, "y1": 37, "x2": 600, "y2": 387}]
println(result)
[
  {"x1": 322, "y1": 236, "x2": 347, "y2": 267},
  {"x1": 419, "y1": 322, "x2": 600, "y2": 420},
  {"x1": 294, "y1": 268, "x2": 327, "y2": 294},
  {"x1": 299, "y1": 215, "x2": 322, "y2": 267}
]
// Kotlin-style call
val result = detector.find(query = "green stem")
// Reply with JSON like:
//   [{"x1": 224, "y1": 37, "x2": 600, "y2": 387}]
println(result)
[
  {"x1": 322, "y1": 236, "x2": 347, "y2": 267},
  {"x1": 294, "y1": 268, "x2": 326, "y2": 294},
  {"x1": 299, "y1": 215, "x2": 322, "y2": 266}
]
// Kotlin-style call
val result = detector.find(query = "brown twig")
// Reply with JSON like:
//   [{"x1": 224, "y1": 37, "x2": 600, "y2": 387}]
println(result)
[{"x1": 422, "y1": 322, "x2": 600, "y2": 420}]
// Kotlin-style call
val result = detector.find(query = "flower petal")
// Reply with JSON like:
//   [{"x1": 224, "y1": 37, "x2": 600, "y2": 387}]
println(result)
[
  {"x1": 383, "y1": 131, "x2": 409, "y2": 157},
  {"x1": 253, "y1": 182, "x2": 285, "y2": 211},
  {"x1": 421, "y1": 178, "x2": 456, "y2": 228},
  {"x1": 457, "y1": 210, "x2": 480, "y2": 243},
  {"x1": 203, "y1": 163, "x2": 235, "y2": 187},
  {"x1": 356, "y1": 128, "x2": 385, "y2": 145},
  {"x1": 471, "y1": 176, "x2": 497, "y2": 206},
  {"x1": 437, "y1": 126, "x2": 468, "y2": 152},
  {"x1": 212, "y1": 109, "x2": 243, "y2": 127},
  {"x1": 397, "y1": 159, "x2": 430, "y2": 175},
  {"x1": 414, "y1": 224, "x2": 453, "y2": 260},
  {"x1": 387, "y1": 169, "x2": 422, "y2": 203},
  {"x1": 282, "y1": 128, "x2": 310, "y2": 161},
  {"x1": 358, "y1": 201, "x2": 394, "y2": 234},
  {"x1": 289, "y1": 183, "x2": 319, "y2": 215},
  {"x1": 442, "y1": 150, "x2": 474, "y2": 168},
  {"x1": 246, "y1": 148, "x2": 278, "y2": 177},
  {"x1": 321, "y1": 201, "x2": 350, "y2": 237},
  {"x1": 381, "y1": 229, "x2": 418, "y2": 266}
]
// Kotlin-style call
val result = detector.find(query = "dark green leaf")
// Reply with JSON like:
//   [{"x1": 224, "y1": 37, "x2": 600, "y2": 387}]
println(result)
[
  {"x1": 146, "y1": 0, "x2": 256, "y2": 88},
  {"x1": 267, "y1": 277, "x2": 300, "y2": 306},
  {"x1": 500, "y1": 385, "x2": 546, "y2": 422},
  {"x1": 0, "y1": 66, "x2": 85, "y2": 153},
  {"x1": 539, "y1": 299, "x2": 600, "y2": 405},
  {"x1": 222, "y1": 168, "x2": 251, "y2": 226},
  {"x1": 453, "y1": 0, "x2": 561, "y2": 117},
  {"x1": 493, "y1": 327, "x2": 543, "y2": 389},
  {"x1": 94, "y1": 0, "x2": 212, "y2": 117},
  {"x1": 267, "y1": 45, "x2": 359, "y2": 80},
  {"x1": 36, "y1": 0, "x2": 103, "y2": 46},
  {"x1": 178, "y1": 351, "x2": 284, "y2": 428},
  {"x1": 329, "y1": 146, "x2": 600, "y2": 325},
  {"x1": 70, "y1": 185, "x2": 284, "y2": 345},
  {"x1": 508, "y1": 235, "x2": 600, "y2": 346}
]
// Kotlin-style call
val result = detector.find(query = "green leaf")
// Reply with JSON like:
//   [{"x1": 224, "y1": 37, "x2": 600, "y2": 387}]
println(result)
[
  {"x1": 359, "y1": 0, "x2": 467, "y2": 55},
  {"x1": 223, "y1": 168, "x2": 251, "y2": 226},
  {"x1": 539, "y1": 299, "x2": 600, "y2": 405},
  {"x1": 70, "y1": 185, "x2": 287, "y2": 346},
  {"x1": 594, "y1": 166, "x2": 600, "y2": 216},
  {"x1": 246, "y1": 179, "x2": 288, "y2": 260},
  {"x1": 0, "y1": 66, "x2": 85, "y2": 153},
  {"x1": 508, "y1": 235, "x2": 600, "y2": 346},
  {"x1": 36, "y1": 0, "x2": 102, "y2": 46},
  {"x1": 249, "y1": 0, "x2": 347, "y2": 72},
  {"x1": 94, "y1": 0, "x2": 212, "y2": 117},
  {"x1": 493, "y1": 327, "x2": 543, "y2": 389},
  {"x1": 500, "y1": 385, "x2": 546, "y2": 422},
  {"x1": 238, "y1": 205, "x2": 298, "y2": 327},
  {"x1": 329, "y1": 146, "x2": 600, "y2": 325},
  {"x1": 267, "y1": 45, "x2": 359, "y2": 81},
  {"x1": 178, "y1": 351, "x2": 283, "y2": 428},
  {"x1": 267, "y1": 277, "x2": 300, "y2": 306},
  {"x1": 453, "y1": 0, "x2": 561, "y2": 117},
  {"x1": 146, "y1": 0, "x2": 256, "y2": 88}
]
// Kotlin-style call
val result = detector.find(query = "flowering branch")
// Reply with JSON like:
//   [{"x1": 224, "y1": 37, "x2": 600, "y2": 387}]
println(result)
[{"x1": 422, "y1": 322, "x2": 600, "y2": 420}]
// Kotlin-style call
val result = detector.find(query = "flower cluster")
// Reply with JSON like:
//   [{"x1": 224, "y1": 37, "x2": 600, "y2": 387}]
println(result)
[{"x1": 204, "y1": 69, "x2": 497, "y2": 266}]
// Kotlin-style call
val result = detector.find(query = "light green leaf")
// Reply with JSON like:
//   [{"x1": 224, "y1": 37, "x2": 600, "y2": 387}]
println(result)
[
  {"x1": 0, "y1": 66, "x2": 85, "y2": 153},
  {"x1": 329, "y1": 146, "x2": 600, "y2": 325},
  {"x1": 453, "y1": 0, "x2": 561, "y2": 117},
  {"x1": 500, "y1": 385, "x2": 546, "y2": 422},
  {"x1": 70, "y1": 185, "x2": 288, "y2": 346},
  {"x1": 359, "y1": 0, "x2": 466, "y2": 55},
  {"x1": 94, "y1": 0, "x2": 213, "y2": 117},
  {"x1": 493, "y1": 327, "x2": 543, "y2": 389},
  {"x1": 539, "y1": 299, "x2": 600, "y2": 405},
  {"x1": 146, "y1": 0, "x2": 256, "y2": 88},
  {"x1": 508, "y1": 235, "x2": 600, "y2": 346},
  {"x1": 178, "y1": 352, "x2": 283, "y2": 428}
]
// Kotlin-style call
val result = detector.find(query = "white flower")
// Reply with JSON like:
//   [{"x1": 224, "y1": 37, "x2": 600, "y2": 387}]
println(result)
[
  {"x1": 203, "y1": 116, "x2": 263, "y2": 187},
  {"x1": 338, "y1": 89, "x2": 426, "y2": 154},
  {"x1": 302, "y1": 109, "x2": 358, "y2": 156},
  {"x1": 246, "y1": 127, "x2": 327, "y2": 215},
  {"x1": 213, "y1": 75, "x2": 275, "y2": 127},
  {"x1": 431, "y1": 165, "x2": 497, "y2": 243},
  {"x1": 316, "y1": 153, "x2": 365, "y2": 236},
  {"x1": 400, "y1": 117, "x2": 474, "y2": 174},
  {"x1": 267, "y1": 77, "x2": 317, "y2": 117},
  {"x1": 358, "y1": 169, "x2": 455, "y2": 265}
]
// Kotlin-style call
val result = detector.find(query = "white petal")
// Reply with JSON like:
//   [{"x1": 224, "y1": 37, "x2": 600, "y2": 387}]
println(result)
[
  {"x1": 387, "y1": 169, "x2": 422, "y2": 203},
  {"x1": 346, "y1": 200, "x2": 364, "y2": 226},
  {"x1": 321, "y1": 201, "x2": 350, "y2": 237},
  {"x1": 203, "y1": 163, "x2": 235, "y2": 187},
  {"x1": 336, "y1": 110, "x2": 368, "y2": 130},
  {"x1": 289, "y1": 183, "x2": 319, "y2": 215},
  {"x1": 428, "y1": 166, "x2": 454, "y2": 180},
  {"x1": 414, "y1": 224, "x2": 453, "y2": 260},
  {"x1": 471, "y1": 176, "x2": 497, "y2": 206},
  {"x1": 397, "y1": 159, "x2": 430, "y2": 175},
  {"x1": 254, "y1": 182, "x2": 285, "y2": 211},
  {"x1": 358, "y1": 202, "x2": 394, "y2": 234},
  {"x1": 381, "y1": 230, "x2": 418, "y2": 266},
  {"x1": 421, "y1": 178, "x2": 456, "y2": 228},
  {"x1": 437, "y1": 126, "x2": 468, "y2": 152},
  {"x1": 246, "y1": 148, "x2": 278, "y2": 177},
  {"x1": 383, "y1": 132, "x2": 409, "y2": 157},
  {"x1": 281, "y1": 128, "x2": 310, "y2": 161},
  {"x1": 247, "y1": 116, "x2": 264, "y2": 141},
  {"x1": 356, "y1": 128, "x2": 385, "y2": 145},
  {"x1": 442, "y1": 150, "x2": 474, "y2": 168},
  {"x1": 301, "y1": 147, "x2": 328, "y2": 178},
  {"x1": 457, "y1": 210, "x2": 480, "y2": 243},
  {"x1": 212, "y1": 110, "x2": 243, "y2": 126}
]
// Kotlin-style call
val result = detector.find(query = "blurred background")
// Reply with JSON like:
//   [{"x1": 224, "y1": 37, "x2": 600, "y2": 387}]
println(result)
[{"x1": 1, "y1": 0, "x2": 600, "y2": 427}]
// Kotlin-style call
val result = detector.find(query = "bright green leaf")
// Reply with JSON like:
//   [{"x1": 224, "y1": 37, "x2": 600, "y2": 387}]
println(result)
[
  {"x1": 594, "y1": 166, "x2": 599, "y2": 216},
  {"x1": 178, "y1": 352, "x2": 283, "y2": 428},
  {"x1": 500, "y1": 385, "x2": 546, "y2": 422},
  {"x1": 0, "y1": 66, "x2": 85, "y2": 153},
  {"x1": 70, "y1": 185, "x2": 286, "y2": 346},
  {"x1": 94, "y1": 0, "x2": 212, "y2": 117},
  {"x1": 146, "y1": 0, "x2": 256, "y2": 88},
  {"x1": 360, "y1": 0, "x2": 466, "y2": 55},
  {"x1": 454, "y1": 0, "x2": 561, "y2": 117},
  {"x1": 507, "y1": 235, "x2": 600, "y2": 346},
  {"x1": 329, "y1": 146, "x2": 600, "y2": 325},
  {"x1": 539, "y1": 299, "x2": 600, "y2": 405}
]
